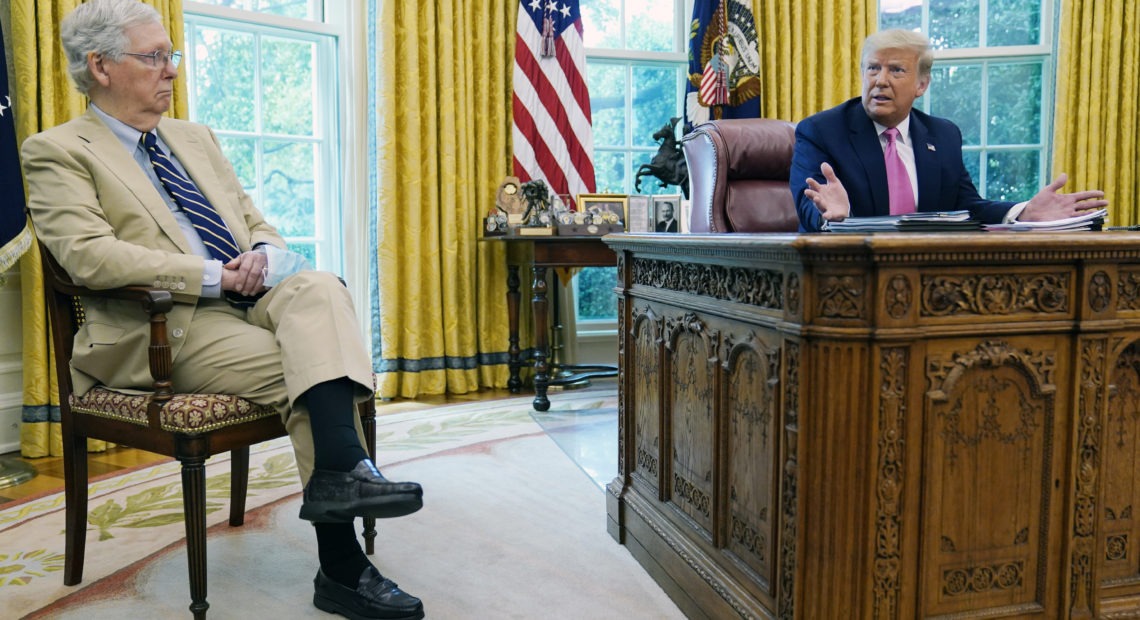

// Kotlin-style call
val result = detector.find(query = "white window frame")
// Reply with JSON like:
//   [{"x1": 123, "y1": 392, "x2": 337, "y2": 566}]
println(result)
[
  {"x1": 888, "y1": 0, "x2": 1058, "y2": 198},
  {"x1": 182, "y1": 1, "x2": 369, "y2": 328},
  {"x1": 576, "y1": 0, "x2": 688, "y2": 335}
]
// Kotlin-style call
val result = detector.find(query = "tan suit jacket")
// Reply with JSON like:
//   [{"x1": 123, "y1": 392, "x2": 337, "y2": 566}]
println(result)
[{"x1": 21, "y1": 109, "x2": 285, "y2": 394}]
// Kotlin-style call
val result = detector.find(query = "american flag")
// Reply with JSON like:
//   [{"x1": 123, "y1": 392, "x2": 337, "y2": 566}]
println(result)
[
  {"x1": 512, "y1": 0, "x2": 596, "y2": 197},
  {"x1": 699, "y1": 52, "x2": 729, "y2": 107}
]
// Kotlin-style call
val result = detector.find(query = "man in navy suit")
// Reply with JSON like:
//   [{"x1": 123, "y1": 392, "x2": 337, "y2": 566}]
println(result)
[{"x1": 791, "y1": 29, "x2": 1107, "y2": 232}]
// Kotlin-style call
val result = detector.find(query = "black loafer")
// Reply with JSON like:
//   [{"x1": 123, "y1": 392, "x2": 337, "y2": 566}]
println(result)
[
  {"x1": 300, "y1": 460, "x2": 423, "y2": 523},
  {"x1": 313, "y1": 566, "x2": 424, "y2": 620}
]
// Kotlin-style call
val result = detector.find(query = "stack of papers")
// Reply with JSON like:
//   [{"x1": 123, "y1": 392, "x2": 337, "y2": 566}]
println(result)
[
  {"x1": 827, "y1": 211, "x2": 982, "y2": 233},
  {"x1": 984, "y1": 209, "x2": 1107, "y2": 232}
]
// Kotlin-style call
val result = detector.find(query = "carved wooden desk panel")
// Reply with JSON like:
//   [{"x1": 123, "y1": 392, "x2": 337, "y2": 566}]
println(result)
[{"x1": 602, "y1": 233, "x2": 1140, "y2": 619}]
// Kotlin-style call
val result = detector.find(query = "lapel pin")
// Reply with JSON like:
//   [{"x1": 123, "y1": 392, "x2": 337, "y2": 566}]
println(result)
[{"x1": 927, "y1": 143, "x2": 936, "y2": 151}]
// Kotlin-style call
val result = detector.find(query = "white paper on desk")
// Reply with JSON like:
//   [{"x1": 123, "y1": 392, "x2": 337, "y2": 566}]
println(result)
[{"x1": 985, "y1": 209, "x2": 1108, "y2": 232}]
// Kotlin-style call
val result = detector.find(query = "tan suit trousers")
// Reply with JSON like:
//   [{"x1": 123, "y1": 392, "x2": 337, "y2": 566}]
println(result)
[{"x1": 169, "y1": 270, "x2": 373, "y2": 485}]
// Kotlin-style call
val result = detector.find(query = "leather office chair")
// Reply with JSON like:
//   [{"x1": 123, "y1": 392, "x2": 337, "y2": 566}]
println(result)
[
  {"x1": 39, "y1": 243, "x2": 377, "y2": 619},
  {"x1": 682, "y1": 118, "x2": 799, "y2": 233}
]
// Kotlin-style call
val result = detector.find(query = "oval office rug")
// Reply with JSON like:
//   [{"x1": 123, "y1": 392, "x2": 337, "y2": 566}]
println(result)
[{"x1": 1, "y1": 387, "x2": 683, "y2": 619}]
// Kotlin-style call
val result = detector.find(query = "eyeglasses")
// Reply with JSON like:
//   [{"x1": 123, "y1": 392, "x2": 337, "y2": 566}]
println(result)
[{"x1": 123, "y1": 50, "x2": 183, "y2": 69}]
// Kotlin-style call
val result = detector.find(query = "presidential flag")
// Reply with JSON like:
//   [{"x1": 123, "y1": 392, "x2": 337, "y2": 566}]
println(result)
[
  {"x1": 0, "y1": 18, "x2": 30, "y2": 271},
  {"x1": 684, "y1": 0, "x2": 761, "y2": 132},
  {"x1": 512, "y1": 0, "x2": 596, "y2": 197}
]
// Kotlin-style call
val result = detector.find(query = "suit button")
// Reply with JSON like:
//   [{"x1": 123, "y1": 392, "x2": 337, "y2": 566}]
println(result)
[{"x1": 172, "y1": 328, "x2": 185, "y2": 338}]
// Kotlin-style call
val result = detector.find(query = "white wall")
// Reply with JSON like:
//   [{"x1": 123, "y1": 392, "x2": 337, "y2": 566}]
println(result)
[{"x1": 0, "y1": 266, "x2": 24, "y2": 454}]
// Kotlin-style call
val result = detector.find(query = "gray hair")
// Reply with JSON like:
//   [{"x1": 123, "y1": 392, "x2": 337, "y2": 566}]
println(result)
[
  {"x1": 61, "y1": 0, "x2": 162, "y2": 95},
  {"x1": 861, "y1": 29, "x2": 934, "y2": 79}
]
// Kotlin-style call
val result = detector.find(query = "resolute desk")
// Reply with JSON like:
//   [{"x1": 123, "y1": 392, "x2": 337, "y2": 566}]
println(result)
[{"x1": 604, "y1": 231, "x2": 1140, "y2": 619}]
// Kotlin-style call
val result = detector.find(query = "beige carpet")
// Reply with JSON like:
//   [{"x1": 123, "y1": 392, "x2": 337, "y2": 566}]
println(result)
[{"x1": 1, "y1": 390, "x2": 683, "y2": 619}]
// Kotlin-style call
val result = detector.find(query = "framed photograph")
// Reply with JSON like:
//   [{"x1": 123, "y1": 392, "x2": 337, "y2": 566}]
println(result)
[
  {"x1": 576, "y1": 193, "x2": 628, "y2": 229},
  {"x1": 651, "y1": 194, "x2": 682, "y2": 233},
  {"x1": 626, "y1": 195, "x2": 652, "y2": 232}
]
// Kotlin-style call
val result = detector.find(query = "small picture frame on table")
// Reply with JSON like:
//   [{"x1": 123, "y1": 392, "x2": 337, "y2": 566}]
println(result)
[
  {"x1": 626, "y1": 195, "x2": 652, "y2": 232},
  {"x1": 571, "y1": 194, "x2": 628, "y2": 234},
  {"x1": 651, "y1": 194, "x2": 682, "y2": 233}
]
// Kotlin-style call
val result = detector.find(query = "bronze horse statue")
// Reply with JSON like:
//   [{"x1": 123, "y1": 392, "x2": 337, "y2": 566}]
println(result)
[{"x1": 634, "y1": 117, "x2": 689, "y2": 198}]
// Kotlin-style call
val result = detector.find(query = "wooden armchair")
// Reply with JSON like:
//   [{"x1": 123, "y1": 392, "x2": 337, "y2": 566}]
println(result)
[{"x1": 39, "y1": 244, "x2": 377, "y2": 619}]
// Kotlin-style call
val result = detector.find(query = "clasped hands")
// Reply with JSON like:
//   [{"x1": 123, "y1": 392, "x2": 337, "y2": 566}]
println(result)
[
  {"x1": 805, "y1": 163, "x2": 1108, "y2": 222},
  {"x1": 221, "y1": 250, "x2": 269, "y2": 296}
]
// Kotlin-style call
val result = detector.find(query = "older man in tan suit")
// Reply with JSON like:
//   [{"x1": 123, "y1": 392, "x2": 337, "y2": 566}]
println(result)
[{"x1": 20, "y1": 1, "x2": 424, "y2": 618}]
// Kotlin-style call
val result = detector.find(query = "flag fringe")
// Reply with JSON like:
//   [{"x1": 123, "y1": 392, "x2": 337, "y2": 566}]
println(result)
[{"x1": 0, "y1": 223, "x2": 31, "y2": 273}]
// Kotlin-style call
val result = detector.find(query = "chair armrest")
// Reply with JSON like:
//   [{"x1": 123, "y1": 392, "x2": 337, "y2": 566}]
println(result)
[{"x1": 52, "y1": 280, "x2": 175, "y2": 316}]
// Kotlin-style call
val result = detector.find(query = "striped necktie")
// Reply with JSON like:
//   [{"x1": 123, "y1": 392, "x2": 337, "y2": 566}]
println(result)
[{"x1": 141, "y1": 132, "x2": 241, "y2": 263}]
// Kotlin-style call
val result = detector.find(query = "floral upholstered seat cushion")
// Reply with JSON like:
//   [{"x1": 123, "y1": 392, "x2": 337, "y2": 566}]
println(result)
[{"x1": 70, "y1": 387, "x2": 280, "y2": 433}]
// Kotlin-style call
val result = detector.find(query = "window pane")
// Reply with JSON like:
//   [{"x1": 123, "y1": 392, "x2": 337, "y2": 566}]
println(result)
[
  {"x1": 987, "y1": 62, "x2": 1042, "y2": 145},
  {"x1": 192, "y1": 0, "x2": 316, "y2": 20},
  {"x1": 588, "y1": 62, "x2": 627, "y2": 147},
  {"x1": 576, "y1": 267, "x2": 619, "y2": 319},
  {"x1": 632, "y1": 66, "x2": 678, "y2": 148},
  {"x1": 582, "y1": 0, "x2": 621, "y2": 48},
  {"x1": 986, "y1": 150, "x2": 1040, "y2": 202},
  {"x1": 929, "y1": 64, "x2": 982, "y2": 145},
  {"x1": 988, "y1": 0, "x2": 1040, "y2": 46},
  {"x1": 262, "y1": 141, "x2": 316, "y2": 236},
  {"x1": 593, "y1": 150, "x2": 628, "y2": 193},
  {"x1": 262, "y1": 37, "x2": 316, "y2": 136},
  {"x1": 192, "y1": 27, "x2": 255, "y2": 132},
  {"x1": 217, "y1": 136, "x2": 257, "y2": 203},
  {"x1": 929, "y1": 0, "x2": 979, "y2": 49},
  {"x1": 627, "y1": 0, "x2": 672, "y2": 52},
  {"x1": 288, "y1": 242, "x2": 317, "y2": 264},
  {"x1": 880, "y1": 0, "x2": 922, "y2": 30}
]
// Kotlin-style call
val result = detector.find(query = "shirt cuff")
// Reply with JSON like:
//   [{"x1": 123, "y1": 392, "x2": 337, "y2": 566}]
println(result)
[
  {"x1": 202, "y1": 259, "x2": 223, "y2": 298},
  {"x1": 1004, "y1": 201, "x2": 1029, "y2": 223}
]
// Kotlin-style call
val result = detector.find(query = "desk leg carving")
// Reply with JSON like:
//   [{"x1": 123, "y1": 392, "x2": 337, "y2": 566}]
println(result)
[
  {"x1": 507, "y1": 265, "x2": 521, "y2": 393},
  {"x1": 532, "y1": 265, "x2": 551, "y2": 411}
]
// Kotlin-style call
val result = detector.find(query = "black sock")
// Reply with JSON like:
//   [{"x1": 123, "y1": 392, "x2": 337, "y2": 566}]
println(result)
[
  {"x1": 314, "y1": 522, "x2": 371, "y2": 587},
  {"x1": 302, "y1": 378, "x2": 370, "y2": 472}
]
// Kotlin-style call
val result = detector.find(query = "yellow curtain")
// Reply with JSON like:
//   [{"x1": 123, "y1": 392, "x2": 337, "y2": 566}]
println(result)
[
  {"x1": 13, "y1": 0, "x2": 187, "y2": 457},
  {"x1": 755, "y1": 0, "x2": 876, "y2": 122},
  {"x1": 1053, "y1": 0, "x2": 1139, "y2": 225},
  {"x1": 374, "y1": 0, "x2": 513, "y2": 398}
]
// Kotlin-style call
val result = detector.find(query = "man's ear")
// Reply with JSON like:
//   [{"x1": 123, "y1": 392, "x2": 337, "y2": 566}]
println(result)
[
  {"x1": 87, "y1": 52, "x2": 112, "y2": 87},
  {"x1": 916, "y1": 75, "x2": 931, "y2": 98}
]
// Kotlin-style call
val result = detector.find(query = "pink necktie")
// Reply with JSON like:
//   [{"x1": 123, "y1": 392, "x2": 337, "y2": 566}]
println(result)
[{"x1": 884, "y1": 127, "x2": 915, "y2": 215}]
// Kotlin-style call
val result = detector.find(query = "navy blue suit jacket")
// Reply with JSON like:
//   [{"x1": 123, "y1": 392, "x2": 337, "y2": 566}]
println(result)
[{"x1": 790, "y1": 97, "x2": 1014, "y2": 232}]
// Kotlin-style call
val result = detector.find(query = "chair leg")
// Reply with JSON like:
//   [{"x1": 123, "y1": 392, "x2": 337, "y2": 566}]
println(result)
[
  {"x1": 62, "y1": 428, "x2": 88, "y2": 586},
  {"x1": 229, "y1": 447, "x2": 250, "y2": 526},
  {"x1": 180, "y1": 455, "x2": 210, "y2": 619},
  {"x1": 358, "y1": 398, "x2": 377, "y2": 555}
]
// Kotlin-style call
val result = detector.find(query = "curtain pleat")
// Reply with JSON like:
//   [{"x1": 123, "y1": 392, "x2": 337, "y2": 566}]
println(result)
[
  {"x1": 13, "y1": 0, "x2": 186, "y2": 457},
  {"x1": 758, "y1": 0, "x2": 875, "y2": 122},
  {"x1": 374, "y1": 0, "x2": 513, "y2": 398},
  {"x1": 1053, "y1": 0, "x2": 1139, "y2": 225}
]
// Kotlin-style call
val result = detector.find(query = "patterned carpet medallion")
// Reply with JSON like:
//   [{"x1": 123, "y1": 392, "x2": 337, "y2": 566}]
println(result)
[{"x1": 0, "y1": 388, "x2": 683, "y2": 619}]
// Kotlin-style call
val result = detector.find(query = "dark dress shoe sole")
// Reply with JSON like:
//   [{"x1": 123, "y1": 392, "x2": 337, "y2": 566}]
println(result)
[
  {"x1": 314, "y1": 592, "x2": 425, "y2": 620},
  {"x1": 300, "y1": 493, "x2": 423, "y2": 523}
]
